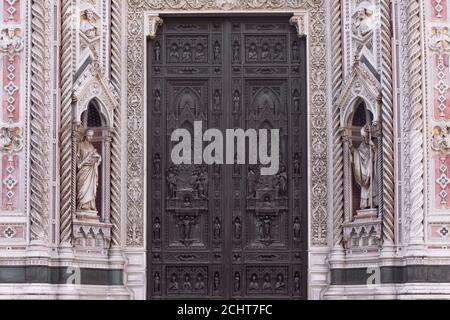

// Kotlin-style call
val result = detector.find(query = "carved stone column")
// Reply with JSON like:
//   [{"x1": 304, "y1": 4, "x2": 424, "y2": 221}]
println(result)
[{"x1": 342, "y1": 131, "x2": 352, "y2": 225}]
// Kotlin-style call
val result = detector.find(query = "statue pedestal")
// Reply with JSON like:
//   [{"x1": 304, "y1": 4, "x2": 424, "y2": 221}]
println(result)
[
  {"x1": 76, "y1": 210, "x2": 100, "y2": 222},
  {"x1": 343, "y1": 208, "x2": 382, "y2": 253},
  {"x1": 355, "y1": 208, "x2": 378, "y2": 221},
  {"x1": 73, "y1": 213, "x2": 112, "y2": 255}
]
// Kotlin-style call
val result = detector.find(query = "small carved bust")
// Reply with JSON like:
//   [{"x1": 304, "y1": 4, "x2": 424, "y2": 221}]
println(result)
[{"x1": 80, "y1": 9, "x2": 98, "y2": 39}]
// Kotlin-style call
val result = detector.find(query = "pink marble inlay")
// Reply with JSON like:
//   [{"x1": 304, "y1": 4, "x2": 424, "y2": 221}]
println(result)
[
  {"x1": 3, "y1": 0, "x2": 20, "y2": 23},
  {"x1": 432, "y1": 0, "x2": 448, "y2": 20},
  {"x1": 2, "y1": 155, "x2": 19, "y2": 210},
  {"x1": 433, "y1": 54, "x2": 450, "y2": 121},
  {"x1": 2, "y1": 55, "x2": 20, "y2": 123},
  {"x1": 435, "y1": 155, "x2": 450, "y2": 207}
]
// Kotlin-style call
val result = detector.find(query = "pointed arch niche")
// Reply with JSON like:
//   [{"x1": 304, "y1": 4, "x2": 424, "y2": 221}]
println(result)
[
  {"x1": 337, "y1": 62, "x2": 383, "y2": 252},
  {"x1": 71, "y1": 62, "x2": 119, "y2": 254}
]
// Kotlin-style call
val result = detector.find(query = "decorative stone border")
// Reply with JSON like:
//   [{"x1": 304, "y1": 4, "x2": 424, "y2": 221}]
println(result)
[{"x1": 124, "y1": 0, "x2": 329, "y2": 249}]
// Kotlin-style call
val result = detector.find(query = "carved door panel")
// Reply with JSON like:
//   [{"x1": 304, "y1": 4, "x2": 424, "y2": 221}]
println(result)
[{"x1": 148, "y1": 17, "x2": 307, "y2": 300}]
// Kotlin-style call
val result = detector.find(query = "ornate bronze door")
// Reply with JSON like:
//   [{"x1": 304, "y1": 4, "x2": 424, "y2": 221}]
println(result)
[{"x1": 147, "y1": 16, "x2": 307, "y2": 299}]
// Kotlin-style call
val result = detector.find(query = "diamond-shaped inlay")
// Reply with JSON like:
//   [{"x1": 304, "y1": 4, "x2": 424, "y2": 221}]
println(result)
[
  {"x1": 3, "y1": 175, "x2": 17, "y2": 189},
  {"x1": 6, "y1": 190, "x2": 14, "y2": 200},
  {"x1": 440, "y1": 189, "x2": 448, "y2": 199},
  {"x1": 437, "y1": 174, "x2": 450, "y2": 189},
  {"x1": 3, "y1": 227, "x2": 15, "y2": 239},
  {"x1": 7, "y1": 64, "x2": 15, "y2": 73},
  {"x1": 5, "y1": 81, "x2": 18, "y2": 94},
  {"x1": 440, "y1": 227, "x2": 449, "y2": 238}
]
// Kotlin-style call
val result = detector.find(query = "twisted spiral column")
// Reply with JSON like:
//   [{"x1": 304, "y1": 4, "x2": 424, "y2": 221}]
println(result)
[
  {"x1": 110, "y1": 0, "x2": 122, "y2": 247},
  {"x1": 407, "y1": 0, "x2": 425, "y2": 246},
  {"x1": 380, "y1": 0, "x2": 395, "y2": 244},
  {"x1": 30, "y1": 0, "x2": 51, "y2": 242},
  {"x1": 331, "y1": 0, "x2": 344, "y2": 247},
  {"x1": 59, "y1": 0, "x2": 74, "y2": 244}
]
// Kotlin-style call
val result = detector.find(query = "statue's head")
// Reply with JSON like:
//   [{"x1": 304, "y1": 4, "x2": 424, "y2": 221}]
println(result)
[
  {"x1": 7, "y1": 27, "x2": 15, "y2": 38},
  {"x1": 361, "y1": 125, "x2": 370, "y2": 142},
  {"x1": 84, "y1": 9, "x2": 95, "y2": 20},
  {"x1": 85, "y1": 129, "x2": 94, "y2": 142}
]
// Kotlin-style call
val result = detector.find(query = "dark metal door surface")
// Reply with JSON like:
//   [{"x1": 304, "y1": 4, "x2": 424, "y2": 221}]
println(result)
[{"x1": 147, "y1": 16, "x2": 307, "y2": 300}]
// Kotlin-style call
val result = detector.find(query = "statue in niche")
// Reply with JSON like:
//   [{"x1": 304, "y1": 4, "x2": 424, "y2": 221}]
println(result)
[
  {"x1": 213, "y1": 272, "x2": 220, "y2": 291},
  {"x1": 154, "y1": 41, "x2": 161, "y2": 61},
  {"x1": 293, "y1": 90, "x2": 300, "y2": 112},
  {"x1": 195, "y1": 273, "x2": 205, "y2": 290},
  {"x1": 234, "y1": 272, "x2": 241, "y2": 292},
  {"x1": 80, "y1": 9, "x2": 98, "y2": 39},
  {"x1": 351, "y1": 124, "x2": 378, "y2": 210},
  {"x1": 154, "y1": 89, "x2": 161, "y2": 113},
  {"x1": 169, "y1": 43, "x2": 180, "y2": 61},
  {"x1": 352, "y1": 7, "x2": 373, "y2": 39},
  {"x1": 166, "y1": 166, "x2": 178, "y2": 198},
  {"x1": 273, "y1": 42, "x2": 283, "y2": 60},
  {"x1": 275, "y1": 274, "x2": 285, "y2": 290},
  {"x1": 182, "y1": 43, "x2": 192, "y2": 61},
  {"x1": 248, "y1": 43, "x2": 258, "y2": 60},
  {"x1": 294, "y1": 272, "x2": 301, "y2": 292},
  {"x1": 214, "y1": 41, "x2": 221, "y2": 60},
  {"x1": 293, "y1": 217, "x2": 301, "y2": 240},
  {"x1": 183, "y1": 274, "x2": 192, "y2": 290},
  {"x1": 169, "y1": 274, "x2": 179, "y2": 291},
  {"x1": 249, "y1": 274, "x2": 259, "y2": 290},
  {"x1": 276, "y1": 165, "x2": 288, "y2": 197},
  {"x1": 258, "y1": 215, "x2": 272, "y2": 240},
  {"x1": 233, "y1": 41, "x2": 240, "y2": 61},
  {"x1": 180, "y1": 215, "x2": 194, "y2": 241},
  {"x1": 263, "y1": 274, "x2": 272, "y2": 291},
  {"x1": 194, "y1": 166, "x2": 208, "y2": 199},
  {"x1": 76, "y1": 129, "x2": 101, "y2": 212},
  {"x1": 292, "y1": 41, "x2": 299, "y2": 61},
  {"x1": 153, "y1": 153, "x2": 161, "y2": 175},
  {"x1": 213, "y1": 217, "x2": 221, "y2": 240},
  {"x1": 261, "y1": 43, "x2": 270, "y2": 60},
  {"x1": 213, "y1": 90, "x2": 221, "y2": 112},
  {"x1": 233, "y1": 217, "x2": 242, "y2": 240},
  {"x1": 247, "y1": 167, "x2": 258, "y2": 198},
  {"x1": 233, "y1": 90, "x2": 240, "y2": 113},
  {"x1": 293, "y1": 152, "x2": 301, "y2": 176},
  {"x1": 183, "y1": 196, "x2": 192, "y2": 208},
  {"x1": 194, "y1": 43, "x2": 206, "y2": 61},
  {"x1": 153, "y1": 217, "x2": 161, "y2": 240},
  {"x1": 154, "y1": 272, "x2": 161, "y2": 292}
]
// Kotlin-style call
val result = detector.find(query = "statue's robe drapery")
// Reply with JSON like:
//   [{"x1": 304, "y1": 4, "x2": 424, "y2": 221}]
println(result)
[
  {"x1": 77, "y1": 140, "x2": 101, "y2": 211},
  {"x1": 353, "y1": 140, "x2": 378, "y2": 209}
]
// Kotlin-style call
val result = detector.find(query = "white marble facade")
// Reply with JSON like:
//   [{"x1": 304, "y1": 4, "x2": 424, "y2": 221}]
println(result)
[{"x1": 0, "y1": 0, "x2": 447, "y2": 300}]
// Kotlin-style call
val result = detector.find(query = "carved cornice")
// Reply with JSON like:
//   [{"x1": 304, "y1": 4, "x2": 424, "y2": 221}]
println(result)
[{"x1": 139, "y1": 0, "x2": 309, "y2": 10}]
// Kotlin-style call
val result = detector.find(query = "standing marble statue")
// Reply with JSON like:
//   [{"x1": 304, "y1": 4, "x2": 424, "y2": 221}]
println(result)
[
  {"x1": 351, "y1": 125, "x2": 378, "y2": 210},
  {"x1": 77, "y1": 130, "x2": 101, "y2": 212}
]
